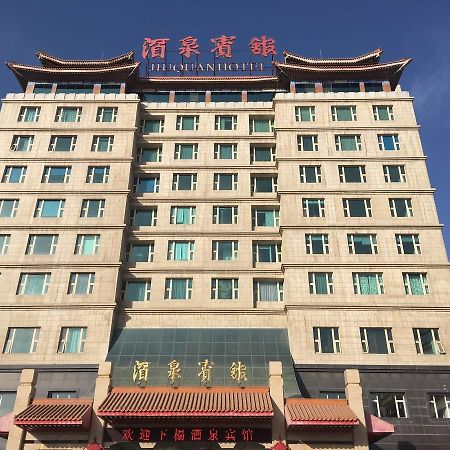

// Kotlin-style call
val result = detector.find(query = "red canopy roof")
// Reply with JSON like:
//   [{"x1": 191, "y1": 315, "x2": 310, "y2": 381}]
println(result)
[
  {"x1": 284, "y1": 48, "x2": 383, "y2": 66},
  {"x1": 36, "y1": 51, "x2": 135, "y2": 68},
  {"x1": 365, "y1": 411, "x2": 395, "y2": 443}
]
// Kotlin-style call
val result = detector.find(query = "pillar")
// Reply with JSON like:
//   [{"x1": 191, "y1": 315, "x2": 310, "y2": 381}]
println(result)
[
  {"x1": 88, "y1": 361, "x2": 112, "y2": 445},
  {"x1": 6, "y1": 369, "x2": 36, "y2": 450},
  {"x1": 93, "y1": 84, "x2": 101, "y2": 94},
  {"x1": 241, "y1": 91, "x2": 248, "y2": 103},
  {"x1": 269, "y1": 361, "x2": 286, "y2": 444},
  {"x1": 314, "y1": 82, "x2": 323, "y2": 93},
  {"x1": 205, "y1": 91, "x2": 211, "y2": 103},
  {"x1": 344, "y1": 369, "x2": 369, "y2": 450},
  {"x1": 25, "y1": 83, "x2": 35, "y2": 94},
  {"x1": 169, "y1": 91, "x2": 176, "y2": 103},
  {"x1": 289, "y1": 82, "x2": 296, "y2": 94},
  {"x1": 359, "y1": 82, "x2": 366, "y2": 93},
  {"x1": 382, "y1": 81, "x2": 391, "y2": 92}
]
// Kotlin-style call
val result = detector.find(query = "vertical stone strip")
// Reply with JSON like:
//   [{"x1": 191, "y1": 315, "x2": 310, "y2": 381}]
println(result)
[{"x1": 269, "y1": 361, "x2": 286, "y2": 444}]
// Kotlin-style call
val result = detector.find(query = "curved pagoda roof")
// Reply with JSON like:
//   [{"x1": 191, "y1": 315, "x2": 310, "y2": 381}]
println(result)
[
  {"x1": 283, "y1": 48, "x2": 383, "y2": 65},
  {"x1": 36, "y1": 50, "x2": 135, "y2": 68}
]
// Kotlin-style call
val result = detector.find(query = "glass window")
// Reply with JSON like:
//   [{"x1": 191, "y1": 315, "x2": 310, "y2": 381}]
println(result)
[
  {"x1": 360, "y1": 327, "x2": 395, "y2": 354},
  {"x1": 215, "y1": 115, "x2": 237, "y2": 131},
  {"x1": 253, "y1": 243, "x2": 281, "y2": 263},
  {"x1": 302, "y1": 198, "x2": 325, "y2": 217},
  {"x1": 347, "y1": 234, "x2": 378, "y2": 254},
  {"x1": 353, "y1": 273, "x2": 384, "y2": 295},
  {"x1": 247, "y1": 91, "x2": 276, "y2": 102},
  {"x1": 295, "y1": 83, "x2": 315, "y2": 93},
  {"x1": 33, "y1": 84, "x2": 52, "y2": 94},
  {"x1": 378, "y1": 134, "x2": 400, "y2": 151},
  {"x1": 172, "y1": 174, "x2": 197, "y2": 191},
  {"x1": 48, "y1": 391, "x2": 78, "y2": 399},
  {"x1": 34, "y1": 199, "x2": 65, "y2": 218},
  {"x1": 295, "y1": 106, "x2": 315, "y2": 122},
  {"x1": 174, "y1": 144, "x2": 198, "y2": 160},
  {"x1": 80, "y1": 199, "x2": 105, "y2": 218},
  {"x1": 211, "y1": 92, "x2": 242, "y2": 102},
  {"x1": 319, "y1": 391, "x2": 346, "y2": 399},
  {"x1": 134, "y1": 177, "x2": 160, "y2": 193},
  {"x1": 129, "y1": 208, "x2": 157, "y2": 227},
  {"x1": 252, "y1": 209, "x2": 279, "y2": 227},
  {"x1": 305, "y1": 234, "x2": 329, "y2": 254},
  {"x1": 383, "y1": 165, "x2": 406, "y2": 183},
  {"x1": 86, "y1": 166, "x2": 110, "y2": 183},
  {"x1": 365, "y1": 82, "x2": 384, "y2": 92},
  {"x1": 253, "y1": 280, "x2": 283, "y2": 302},
  {"x1": 428, "y1": 395, "x2": 450, "y2": 419},
  {"x1": 297, "y1": 135, "x2": 318, "y2": 152},
  {"x1": 213, "y1": 173, "x2": 238, "y2": 191},
  {"x1": 26, "y1": 234, "x2": 58, "y2": 255},
  {"x1": 250, "y1": 117, "x2": 274, "y2": 133},
  {"x1": 126, "y1": 243, "x2": 154, "y2": 263},
  {"x1": 343, "y1": 198, "x2": 372, "y2": 217},
  {"x1": 58, "y1": 327, "x2": 87, "y2": 353},
  {"x1": 75, "y1": 235, "x2": 100, "y2": 255},
  {"x1": 0, "y1": 234, "x2": 10, "y2": 254},
  {"x1": 55, "y1": 107, "x2": 81, "y2": 123},
  {"x1": 142, "y1": 92, "x2": 170, "y2": 102},
  {"x1": 164, "y1": 278, "x2": 193, "y2": 300},
  {"x1": 91, "y1": 136, "x2": 114, "y2": 152},
  {"x1": 370, "y1": 393, "x2": 406, "y2": 418},
  {"x1": 250, "y1": 146, "x2": 276, "y2": 162},
  {"x1": 140, "y1": 119, "x2": 164, "y2": 134},
  {"x1": 170, "y1": 206, "x2": 196, "y2": 225},
  {"x1": 49, "y1": 135, "x2": 77, "y2": 152},
  {"x1": 17, "y1": 273, "x2": 51, "y2": 295},
  {"x1": 0, "y1": 199, "x2": 19, "y2": 218},
  {"x1": 300, "y1": 166, "x2": 321, "y2": 183},
  {"x1": 121, "y1": 280, "x2": 151, "y2": 301},
  {"x1": 339, "y1": 165, "x2": 366, "y2": 183},
  {"x1": 373, "y1": 105, "x2": 394, "y2": 121},
  {"x1": 313, "y1": 327, "x2": 340, "y2": 353},
  {"x1": 413, "y1": 328, "x2": 445, "y2": 355},
  {"x1": 211, "y1": 278, "x2": 238, "y2": 300},
  {"x1": 11, "y1": 135, "x2": 34, "y2": 152},
  {"x1": 168, "y1": 241, "x2": 195, "y2": 261},
  {"x1": 251, "y1": 176, "x2": 277, "y2": 193},
  {"x1": 212, "y1": 206, "x2": 238, "y2": 224},
  {"x1": 137, "y1": 146, "x2": 162, "y2": 163},
  {"x1": 18, "y1": 106, "x2": 40, "y2": 122},
  {"x1": 389, "y1": 198, "x2": 413, "y2": 217},
  {"x1": 100, "y1": 85, "x2": 120, "y2": 94},
  {"x1": 212, "y1": 241, "x2": 238, "y2": 260},
  {"x1": 308, "y1": 272, "x2": 333, "y2": 294},
  {"x1": 396, "y1": 234, "x2": 421, "y2": 254},
  {"x1": 0, "y1": 392, "x2": 17, "y2": 415},
  {"x1": 68, "y1": 272, "x2": 95, "y2": 294},
  {"x1": 176, "y1": 115, "x2": 199, "y2": 131},
  {"x1": 335, "y1": 135, "x2": 362, "y2": 151},
  {"x1": 96, "y1": 107, "x2": 117, "y2": 123},
  {"x1": 331, "y1": 106, "x2": 357, "y2": 121},
  {"x1": 403, "y1": 273, "x2": 429, "y2": 295},
  {"x1": 56, "y1": 84, "x2": 93, "y2": 94},
  {"x1": 3, "y1": 328, "x2": 39, "y2": 354},
  {"x1": 323, "y1": 82, "x2": 360, "y2": 93},
  {"x1": 42, "y1": 166, "x2": 71, "y2": 183},
  {"x1": 174, "y1": 92, "x2": 205, "y2": 102},
  {"x1": 214, "y1": 144, "x2": 237, "y2": 160},
  {"x1": 2, "y1": 166, "x2": 27, "y2": 183}
]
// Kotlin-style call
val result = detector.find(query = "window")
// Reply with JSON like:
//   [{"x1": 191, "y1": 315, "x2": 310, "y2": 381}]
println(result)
[
  {"x1": 0, "y1": 392, "x2": 17, "y2": 415},
  {"x1": 126, "y1": 243, "x2": 154, "y2": 263},
  {"x1": 339, "y1": 165, "x2": 366, "y2": 183},
  {"x1": 389, "y1": 198, "x2": 413, "y2": 217},
  {"x1": 55, "y1": 107, "x2": 81, "y2": 122},
  {"x1": 343, "y1": 198, "x2": 372, "y2": 217},
  {"x1": 175, "y1": 92, "x2": 205, "y2": 102},
  {"x1": 75, "y1": 235, "x2": 100, "y2": 255},
  {"x1": 58, "y1": 327, "x2": 87, "y2": 353},
  {"x1": 295, "y1": 83, "x2": 315, "y2": 93},
  {"x1": 297, "y1": 135, "x2": 318, "y2": 152},
  {"x1": 252, "y1": 208, "x2": 279, "y2": 227},
  {"x1": 370, "y1": 393, "x2": 406, "y2": 418},
  {"x1": 251, "y1": 176, "x2": 277, "y2": 193},
  {"x1": 11, "y1": 135, "x2": 34, "y2": 152},
  {"x1": 295, "y1": 106, "x2": 315, "y2": 122},
  {"x1": 17, "y1": 273, "x2": 50, "y2": 295},
  {"x1": 253, "y1": 280, "x2": 283, "y2": 302},
  {"x1": 365, "y1": 82, "x2": 383, "y2": 92},
  {"x1": 129, "y1": 208, "x2": 157, "y2": 227},
  {"x1": 174, "y1": 144, "x2": 198, "y2": 160},
  {"x1": 324, "y1": 82, "x2": 360, "y2": 93},
  {"x1": 18, "y1": 106, "x2": 40, "y2": 122},
  {"x1": 305, "y1": 234, "x2": 329, "y2": 254},
  {"x1": 378, "y1": 134, "x2": 400, "y2": 151},
  {"x1": 331, "y1": 105, "x2": 357, "y2": 121},
  {"x1": 313, "y1": 327, "x2": 340, "y2": 353},
  {"x1": 353, "y1": 273, "x2": 384, "y2": 295},
  {"x1": 172, "y1": 174, "x2": 197, "y2": 191},
  {"x1": 212, "y1": 240, "x2": 238, "y2": 260},
  {"x1": 300, "y1": 166, "x2": 322, "y2": 183},
  {"x1": 0, "y1": 234, "x2": 10, "y2": 254},
  {"x1": 68, "y1": 272, "x2": 95, "y2": 294},
  {"x1": 34, "y1": 199, "x2": 65, "y2": 218},
  {"x1": 211, "y1": 278, "x2": 238, "y2": 300},
  {"x1": 428, "y1": 395, "x2": 450, "y2": 418},
  {"x1": 80, "y1": 199, "x2": 105, "y2": 218},
  {"x1": 26, "y1": 234, "x2": 58, "y2": 255},
  {"x1": 91, "y1": 136, "x2": 114, "y2": 152},
  {"x1": 253, "y1": 242, "x2": 281, "y2": 263},
  {"x1": 302, "y1": 198, "x2": 325, "y2": 217},
  {"x1": 133, "y1": 176, "x2": 160, "y2": 193},
  {"x1": 48, "y1": 391, "x2": 78, "y2": 399},
  {"x1": 215, "y1": 115, "x2": 237, "y2": 130},
  {"x1": 248, "y1": 91, "x2": 276, "y2": 101},
  {"x1": 170, "y1": 206, "x2": 196, "y2": 225},
  {"x1": 249, "y1": 117, "x2": 274, "y2": 133},
  {"x1": 413, "y1": 328, "x2": 445, "y2": 355},
  {"x1": 176, "y1": 115, "x2": 199, "y2": 131},
  {"x1": 168, "y1": 241, "x2": 195, "y2": 261},
  {"x1": 96, "y1": 107, "x2": 117, "y2": 123},
  {"x1": 142, "y1": 92, "x2": 170, "y2": 102},
  {"x1": 49, "y1": 135, "x2": 77, "y2": 152},
  {"x1": 211, "y1": 92, "x2": 242, "y2": 102},
  {"x1": 164, "y1": 278, "x2": 192, "y2": 299},
  {"x1": 308, "y1": 272, "x2": 333, "y2": 294},
  {"x1": 403, "y1": 273, "x2": 429, "y2": 295},
  {"x1": 33, "y1": 84, "x2": 52, "y2": 94},
  {"x1": 373, "y1": 105, "x2": 394, "y2": 121},
  {"x1": 396, "y1": 234, "x2": 421, "y2": 254},
  {"x1": 319, "y1": 391, "x2": 346, "y2": 400},
  {"x1": 56, "y1": 84, "x2": 93, "y2": 94},
  {"x1": 335, "y1": 135, "x2": 362, "y2": 151},
  {"x1": 3, "y1": 328, "x2": 39, "y2": 354},
  {"x1": 86, "y1": 166, "x2": 110, "y2": 183},
  {"x1": 250, "y1": 146, "x2": 276, "y2": 162},
  {"x1": 360, "y1": 328, "x2": 395, "y2": 354},
  {"x1": 141, "y1": 118, "x2": 164, "y2": 133},
  {"x1": 214, "y1": 144, "x2": 237, "y2": 160},
  {"x1": 0, "y1": 199, "x2": 19, "y2": 218},
  {"x1": 383, "y1": 165, "x2": 406, "y2": 183},
  {"x1": 2, "y1": 166, "x2": 27, "y2": 183},
  {"x1": 137, "y1": 146, "x2": 162, "y2": 163},
  {"x1": 121, "y1": 280, "x2": 151, "y2": 301},
  {"x1": 347, "y1": 234, "x2": 378, "y2": 254},
  {"x1": 42, "y1": 166, "x2": 71, "y2": 183},
  {"x1": 213, "y1": 173, "x2": 238, "y2": 191},
  {"x1": 212, "y1": 206, "x2": 238, "y2": 224}
]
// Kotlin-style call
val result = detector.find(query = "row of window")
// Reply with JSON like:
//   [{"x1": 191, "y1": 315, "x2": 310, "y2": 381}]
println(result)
[
  {"x1": 295, "y1": 105, "x2": 394, "y2": 122},
  {"x1": 17, "y1": 106, "x2": 117, "y2": 123},
  {"x1": 10, "y1": 135, "x2": 114, "y2": 152}
]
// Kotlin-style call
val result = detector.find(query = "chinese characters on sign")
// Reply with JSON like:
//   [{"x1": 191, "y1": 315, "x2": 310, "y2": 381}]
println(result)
[
  {"x1": 167, "y1": 359, "x2": 182, "y2": 384},
  {"x1": 198, "y1": 359, "x2": 214, "y2": 384},
  {"x1": 230, "y1": 361, "x2": 248, "y2": 383},
  {"x1": 132, "y1": 360, "x2": 149, "y2": 384}
]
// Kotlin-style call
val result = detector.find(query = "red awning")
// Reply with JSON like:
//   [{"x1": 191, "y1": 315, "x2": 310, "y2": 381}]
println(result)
[
  {"x1": 285, "y1": 398, "x2": 359, "y2": 430},
  {"x1": 14, "y1": 398, "x2": 92, "y2": 432},
  {"x1": 98, "y1": 386, "x2": 273, "y2": 423},
  {"x1": 365, "y1": 411, "x2": 395, "y2": 443}
]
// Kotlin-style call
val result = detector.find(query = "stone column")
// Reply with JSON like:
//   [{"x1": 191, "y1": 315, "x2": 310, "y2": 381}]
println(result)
[
  {"x1": 269, "y1": 361, "x2": 286, "y2": 444},
  {"x1": 25, "y1": 83, "x2": 35, "y2": 94},
  {"x1": 88, "y1": 361, "x2": 112, "y2": 445},
  {"x1": 344, "y1": 369, "x2": 369, "y2": 450},
  {"x1": 382, "y1": 81, "x2": 391, "y2": 92},
  {"x1": 6, "y1": 369, "x2": 36, "y2": 450}
]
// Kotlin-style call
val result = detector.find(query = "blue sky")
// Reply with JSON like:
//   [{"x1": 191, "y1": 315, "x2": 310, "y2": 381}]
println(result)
[{"x1": 0, "y1": 0, "x2": 449, "y2": 252}]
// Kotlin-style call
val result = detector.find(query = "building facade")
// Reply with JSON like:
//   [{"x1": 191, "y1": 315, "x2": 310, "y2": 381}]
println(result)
[{"x1": 0, "y1": 48, "x2": 449, "y2": 450}]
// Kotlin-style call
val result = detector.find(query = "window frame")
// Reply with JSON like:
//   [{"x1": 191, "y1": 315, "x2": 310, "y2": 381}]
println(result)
[
  {"x1": 343, "y1": 198, "x2": 372, "y2": 218},
  {"x1": 140, "y1": 118, "x2": 165, "y2": 134},
  {"x1": 3, "y1": 327, "x2": 40, "y2": 354},
  {"x1": 167, "y1": 241, "x2": 195, "y2": 261},
  {"x1": 164, "y1": 278, "x2": 193, "y2": 300},
  {"x1": 299, "y1": 165, "x2": 322, "y2": 183},
  {"x1": 428, "y1": 394, "x2": 450, "y2": 419},
  {"x1": 249, "y1": 116, "x2": 275, "y2": 134},
  {"x1": 297, "y1": 135, "x2": 319, "y2": 152},
  {"x1": 253, "y1": 279, "x2": 284, "y2": 302},
  {"x1": 91, "y1": 135, "x2": 114, "y2": 152},
  {"x1": 302, "y1": 198, "x2": 325, "y2": 217},
  {"x1": 133, "y1": 176, "x2": 160, "y2": 194},
  {"x1": 252, "y1": 208, "x2": 280, "y2": 228},
  {"x1": 74, "y1": 234, "x2": 100, "y2": 255},
  {"x1": 305, "y1": 234, "x2": 329, "y2": 254},
  {"x1": 252, "y1": 242, "x2": 282, "y2": 263},
  {"x1": 371, "y1": 392, "x2": 407, "y2": 418},
  {"x1": 215, "y1": 115, "x2": 237, "y2": 131},
  {"x1": 18, "y1": 106, "x2": 40, "y2": 123},
  {"x1": 130, "y1": 208, "x2": 157, "y2": 227},
  {"x1": 211, "y1": 278, "x2": 239, "y2": 300},
  {"x1": 137, "y1": 146, "x2": 162, "y2": 163},
  {"x1": 378, "y1": 134, "x2": 400, "y2": 151},
  {"x1": 214, "y1": 143, "x2": 238, "y2": 160},
  {"x1": 352, "y1": 272, "x2": 384, "y2": 295},
  {"x1": 80, "y1": 199, "x2": 105, "y2": 218},
  {"x1": 121, "y1": 280, "x2": 151, "y2": 302},
  {"x1": 57, "y1": 327, "x2": 87, "y2": 354},
  {"x1": 174, "y1": 143, "x2": 199, "y2": 160},
  {"x1": 11, "y1": 135, "x2": 34, "y2": 152},
  {"x1": 49, "y1": 135, "x2": 77, "y2": 152},
  {"x1": 212, "y1": 206, "x2": 238, "y2": 224},
  {"x1": 212, "y1": 240, "x2": 238, "y2": 260},
  {"x1": 396, "y1": 234, "x2": 421, "y2": 255},
  {"x1": 347, "y1": 234, "x2": 378, "y2": 254},
  {"x1": 34, "y1": 199, "x2": 65, "y2": 218},
  {"x1": 2, "y1": 166, "x2": 27, "y2": 183},
  {"x1": 308, "y1": 272, "x2": 334, "y2": 294},
  {"x1": 373, "y1": 105, "x2": 394, "y2": 121},
  {"x1": 313, "y1": 327, "x2": 341, "y2": 353},
  {"x1": 172, "y1": 173, "x2": 197, "y2": 191},
  {"x1": 67, "y1": 272, "x2": 95, "y2": 295},
  {"x1": 176, "y1": 115, "x2": 199, "y2": 131},
  {"x1": 17, "y1": 272, "x2": 51, "y2": 295},
  {"x1": 331, "y1": 105, "x2": 357, "y2": 121},
  {"x1": 403, "y1": 272, "x2": 429, "y2": 295},
  {"x1": 338, "y1": 165, "x2": 366, "y2": 183},
  {"x1": 413, "y1": 328, "x2": 445, "y2": 355},
  {"x1": 360, "y1": 327, "x2": 395, "y2": 354},
  {"x1": 42, "y1": 166, "x2": 71, "y2": 183},
  {"x1": 55, "y1": 107, "x2": 82, "y2": 123},
  {"x1": 170, "y1": 206, "x2": 196, "y2": 225},
  {"x1": 96, "y1": 107, "x2": 118, "y2": 123},
  {"x1": 295, "y1": 106, "x2": 315, "y2": 122},
  {"x1": 26, "y1": 234, "x2": 59, "y2": 255},
  {"x1": 335, "y1": 134, "x2": 362, "y2": 151},
  {"x1": 0, "y1": 234, "x2": 10, "y2": 254},
  {"x1": 0, "y1": 199, "x2": 19, "y2": 218},
  {"x1": 383, "y1": 165, "x2": 406, "y2": 183},
  {"x1": 213, "y1": 173, "x2": 238, "y2": 191},
  {"x1": 126, "y1": 242, "x2": 154, "y2": 263}
]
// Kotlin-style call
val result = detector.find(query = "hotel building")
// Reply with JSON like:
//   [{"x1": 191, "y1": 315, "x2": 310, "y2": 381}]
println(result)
[{"x1": 0, "y1": 47, "x2": 449, "y2": 450}]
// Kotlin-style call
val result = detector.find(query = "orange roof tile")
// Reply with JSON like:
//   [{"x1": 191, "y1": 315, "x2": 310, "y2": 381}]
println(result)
[
  {"x1": 283, "y1": 48, "x2": 383, "y2": 66},
  {"x1": 36, "y1": 51, "x2": 135, "y2": 68}
]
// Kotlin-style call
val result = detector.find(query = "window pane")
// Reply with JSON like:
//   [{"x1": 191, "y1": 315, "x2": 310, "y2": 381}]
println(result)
[
  {"x1": 367, "y1": 329, "x2": 388, "y2": 354},
  {"x1": 218, "y1": 242, "x2": 232, "y2": 260},
  {"x1": 11, "y1": 328, "x2": 34, "y2": 353}
]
